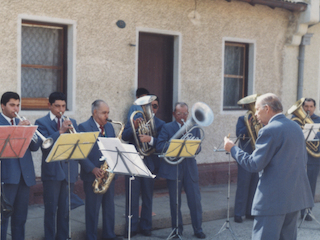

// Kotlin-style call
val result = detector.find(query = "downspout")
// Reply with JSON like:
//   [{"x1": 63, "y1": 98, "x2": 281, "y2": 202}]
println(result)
[{"x1": 297, "y1": 33, "x2": 313, "y2": 100}]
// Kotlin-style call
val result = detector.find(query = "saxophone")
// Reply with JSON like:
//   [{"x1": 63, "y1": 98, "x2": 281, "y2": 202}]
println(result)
[{"x1": 92, "y1": 119, "x2": 124, "y2": 194}]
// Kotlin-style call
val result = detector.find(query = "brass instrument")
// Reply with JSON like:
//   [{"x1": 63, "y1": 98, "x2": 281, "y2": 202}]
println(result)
[
  {"x1": 92, "y1": 119, "x2": 125, "y2": 194},
  {"x1": 130, "y1": 95, "x2": 157, "y2": 156},
  {"x1": 15, "y1": 112, "x2": 54, "y2": 149},
  {"x1": 237, "y1": 94, "x2": 263, "y2": 150},
  {"x1": 287, "y1": 98, "x2": 320, "y2": 158},
  {"x1": 163, "y1": 102, "x2": 214, "y2": 165},
  {"x1": 60, "y1": 112, "x2": 77, "y2": 133}
]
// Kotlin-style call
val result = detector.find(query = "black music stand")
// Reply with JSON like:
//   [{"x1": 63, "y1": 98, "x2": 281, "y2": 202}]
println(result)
[
  {"x1": 0, "y1": 126, "x2": 37, "y2": 240},
  {"x1": 97, "y1": 137, "x2": 155, "y2": 240},
  {"x1": 46, "y1": 131, "x2": 99, "y2": 240},
  {"x1": 159, "y1": 139, "x2": 201, "y2": 240}
]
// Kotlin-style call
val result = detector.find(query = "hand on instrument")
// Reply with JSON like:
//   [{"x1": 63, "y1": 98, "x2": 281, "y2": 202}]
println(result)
[
  {"x1": 59, "y1": 119, "x2": 73, "y2": 134},
  {"x1": 92, "y1": 167, "x2": 104, "y2": 179},
  {"x1": 139, "y1": 134, "x2": 151, "y2": 143},
  {"x1": 18, "y1": 119, "x2": 31, "y2": 126},
  {"x1": 224, "y1": 136, "x2": 235, "y2": 153},
  {"x1": 133, "y1": 118, "x2": 143, "y2": 129}
]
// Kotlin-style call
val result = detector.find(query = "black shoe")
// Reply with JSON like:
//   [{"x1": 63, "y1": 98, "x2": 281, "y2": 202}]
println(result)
[
  {"x1": 234, "y1": 215, "x2": 243, "y2": 223},
  {"x1": 124, "y1": 231, "x2": 137, "y2": 238},
  {"x1": 140, "y1": 229, "x2": 152, "y2": 236},
  {"x1": 194, "y1": 232, "x2": 206, "y2": 239},
  {"x1": 305, "y1": 214, "x2": 313, "y2": 221},
  {"x1": 246, "y1": 214, "x2": 254, "y2": 220}
]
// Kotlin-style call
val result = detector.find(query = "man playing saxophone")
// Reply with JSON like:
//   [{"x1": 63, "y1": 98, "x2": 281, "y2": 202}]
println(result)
[
  {"x1": 0, "y1": 91, "x2": 40, "y2": 240},
  {"x1": 78, "y1": 100, "x2": 120, "y2": 240},
  {"x1": 35, "y1": 92, "x2": 79, "y2": 240}
]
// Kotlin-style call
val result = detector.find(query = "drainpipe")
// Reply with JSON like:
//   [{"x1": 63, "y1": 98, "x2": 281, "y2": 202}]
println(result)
[{"x1": 297, "y1": 33, "x2": 313, "y2": 100}]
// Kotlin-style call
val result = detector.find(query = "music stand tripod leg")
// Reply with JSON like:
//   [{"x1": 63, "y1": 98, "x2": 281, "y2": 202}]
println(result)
[
  {"x1": 127, "y1": 176, "x2": 135, "y2": 240},
  {"x1": 299, "y1": 208, "x2": 320, "y2": 228}
]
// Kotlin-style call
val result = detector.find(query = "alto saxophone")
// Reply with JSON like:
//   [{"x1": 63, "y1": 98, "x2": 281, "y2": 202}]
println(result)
[{"x1": 92, "y1": 119, "x2": 124, "y2": 194}]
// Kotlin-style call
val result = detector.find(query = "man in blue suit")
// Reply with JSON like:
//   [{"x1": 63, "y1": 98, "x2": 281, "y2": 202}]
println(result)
[
  {"x1": 78, "y1": 99, "x2": 120, "y2": 240},
  {"x1": 126, "y1": 88, "x2": 149, "y2": 122},
  {"x1": 35, "y1": 92, "x2": 79, "y2": 240},
  {"x1": 122, "y1": 95, "x2": 165, "y2": 238},
  {"x1": 156, "y1": 102, "x2": 206, "y2": 239},
  {"x1": 233, "y1": 116, "x2": 258, "y2": 223},
  {"x1": 224, "y1": 93, "x2": 314, "y2": 240},
  {"x1": 0, "y1": 91, "x2": 40, "y2": 240}
]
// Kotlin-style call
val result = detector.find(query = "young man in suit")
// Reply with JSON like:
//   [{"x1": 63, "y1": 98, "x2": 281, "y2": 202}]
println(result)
[
  {"x1": 78, "y1": 100, "x2": 120, "y2": 240},
  {"x1": 156, "y1": 102, "x2": 206, "y2": 239},
  {"x1": 0, "y1": 91, "x2": 40, "y2": 240},
  {"x1": 122, "y1": 95, "x2": 165, "y2": 238},
  {"x1": 224, "y1": 93, "x2": 314, "y2": 239},
  {"x1": 35, "y1": 92, "x2": 79, "y2": 240}
]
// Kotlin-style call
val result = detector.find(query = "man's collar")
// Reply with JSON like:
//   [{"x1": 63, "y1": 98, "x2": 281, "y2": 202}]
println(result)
[
  {"x1": 49, "y1": 111, "x2": 57, "y2": 121},
  {"x1": 268, "y1": 112, "x2": 283, "y2": 124},
  {"x1": 1, "y1": 113, "x2": 14, "y2": 124}
]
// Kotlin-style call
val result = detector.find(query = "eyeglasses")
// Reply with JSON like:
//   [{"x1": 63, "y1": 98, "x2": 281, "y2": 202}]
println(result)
[
  {"x1": 175, "y1": 112, "x2": 188, "y2": 116},
  {"x1": 152, "y1": 104, "x2": 158, "y2": 109}
]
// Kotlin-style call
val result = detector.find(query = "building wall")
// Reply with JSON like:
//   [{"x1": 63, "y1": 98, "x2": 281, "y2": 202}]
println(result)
[{"x1": 1, "y1": 0, "x2": 301, "y2": 177}]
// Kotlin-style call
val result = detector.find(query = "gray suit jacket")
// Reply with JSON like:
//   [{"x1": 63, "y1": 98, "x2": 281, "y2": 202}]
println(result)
[{"x1": 231, "y1": 114, "x2": 314, "y2": 216}]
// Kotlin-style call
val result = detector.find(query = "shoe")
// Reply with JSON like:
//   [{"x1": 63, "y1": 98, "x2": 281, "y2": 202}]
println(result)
[
  {"x1": 194, "y1": 232, "x2": 206, "y2": 239},
  {"x1": 103, "y1": 237, "x2": 123, "y2": 240},
  {"x1": 305, "y1": 214, "x2": 313, "y2": 221},
  {"x1": 246, "y1": 214, "x2": 254, "y2": 220},
  {"x1": 140, "y1": 229, "x2": 152, "y2": 236},
  {"x1": 234, "y1": 215, "x2": 243, "y2": 223},
  {"x1": 124, "y1": 231, "x2": 137, "y2": 238}
]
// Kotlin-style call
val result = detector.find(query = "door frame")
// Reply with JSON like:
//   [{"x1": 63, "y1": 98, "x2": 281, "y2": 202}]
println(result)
[{"x1": 135, "y1": 27, "x2": 181, "y2": 112}]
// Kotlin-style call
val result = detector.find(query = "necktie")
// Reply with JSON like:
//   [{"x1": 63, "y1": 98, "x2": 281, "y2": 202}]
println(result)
[
  {"x1": 99, "y1": 125, "x2": 104, "y2": 136},
  {"x1": 10, "y1": 119, "x2": 14, "y2": 125},
  {"x1": 57, "y1": 117, "x2": 61, "y2": 130}
]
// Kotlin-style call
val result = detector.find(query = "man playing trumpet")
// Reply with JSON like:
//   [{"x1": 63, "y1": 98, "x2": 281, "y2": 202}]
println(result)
[
  {"x1": 0, "y1": 91, "x2": 40, "y2": 240},
  {"x1": 35, "y1": 92, "x2": 79, "y2": 240}
]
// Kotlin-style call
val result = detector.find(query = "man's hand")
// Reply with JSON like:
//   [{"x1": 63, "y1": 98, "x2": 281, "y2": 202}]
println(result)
[
  {"x1": 224, "y1": 136, "x2": 235, "y2": 153},
  {"x1": 59, "y1": 119, "x2": 74, "y2": 134},
  {"x1": 92, "y1": 167, "x2": 104, "y2": 179},
  {"x1": 133, "y1": 118, "x2": 143, "y2": 129},
  {"x1": 18, "y1": 119, "x2": 31, "y2": 126},
  {"x1": 139, "y1": 134, "x2": 151, "y2": 143}
]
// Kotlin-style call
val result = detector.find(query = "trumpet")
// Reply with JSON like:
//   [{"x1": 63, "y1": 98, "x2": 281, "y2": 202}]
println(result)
[
  {"x1": 60, "y1": 112, "x2": 77, "y2": 133},
  {"x1": 14, "y1": 112, "x2": 53, "y2": 149}
]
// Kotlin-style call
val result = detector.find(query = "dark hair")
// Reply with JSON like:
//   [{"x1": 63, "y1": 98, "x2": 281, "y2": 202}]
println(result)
[
  {"x1": 1, "y1": 92, "x2": 20, "y2": 105},
  {"x1": 149, "y1": 94, "x2": 159, "y2": 104},
  {"x1": 174, "y1": 102, "x2": 188, "y2": 112},
  {"x1": 49, "y1": 92, "x2": 66, "y2": 104},
  {"x1": 303, "y1": 98, "x2": 316, "y2": 107},
  {"x1": 136, "y1": 88, "x2": 149, "y2": 98}
]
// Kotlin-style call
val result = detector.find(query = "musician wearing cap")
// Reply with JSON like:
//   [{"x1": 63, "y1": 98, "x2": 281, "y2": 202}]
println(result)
[
  {"x1": 78, "y1": 100, "x2": 120, "y2": 240},
  {"x1": 35, "y1": 92, "x2": 79, "y2": 240},
  {"x1": 299, "y1": 98, "x2": 320, "y2": 221},
  {"x1": 122, "y1": 95, "x2": 165, "y2": 238},
  {"x1": 224, "y1": 93, "x2": 313, "y2": 239},
  {"x1": 0, "y1": 91, "x2": 40, "y2": 240},
  {"x1": 156, "y1": 102, "x2": 206, "y2": 239}
]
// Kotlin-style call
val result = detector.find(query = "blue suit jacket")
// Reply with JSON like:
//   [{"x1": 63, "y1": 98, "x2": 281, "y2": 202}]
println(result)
[
  {"x1": 122, "y1": 116, "x2": 165, "y2": 172},
  {"x1": 156, "y1": 120, "x2": 201, "y2": 181},
  {"x1": 78, "y1": 116, "x2": 115, "y2": 182},
  {"x1": 231, "y1": 114, "x2": 314, "y2": 216},
  {"x1": 35, "y1": 113, "x2": 79, "y2": 183},
  {"x1": 0, "y1": 114, "x2": 39, "y2": 187}
]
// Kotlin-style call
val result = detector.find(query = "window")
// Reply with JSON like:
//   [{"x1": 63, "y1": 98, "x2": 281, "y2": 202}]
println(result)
[
  {"x1": 223, "y1": 42, "x2": 249, "y2": 110},
  {"x1": 21, "y1": 20, "x2": 67, "y2": 110}
]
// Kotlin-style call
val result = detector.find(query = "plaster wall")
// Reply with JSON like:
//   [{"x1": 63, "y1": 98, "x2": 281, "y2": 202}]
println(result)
[{"x1": 0, "y1": 0, "x2": 299, "y2": 176}]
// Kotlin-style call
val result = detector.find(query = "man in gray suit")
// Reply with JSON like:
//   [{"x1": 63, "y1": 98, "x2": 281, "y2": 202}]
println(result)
[{"x1": 224, "y1": 93, "x2": 314, "y2": 240}]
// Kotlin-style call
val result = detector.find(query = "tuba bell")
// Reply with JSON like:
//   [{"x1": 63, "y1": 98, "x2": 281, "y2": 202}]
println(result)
[
  {"x1": 287, "y1": 98, "x2": 320, "y2": 158},
  {"x1": 92, "y1": 119, "x2": 124, "y2": 194},
  {"x1": 130, "y1": 95, "x2": 157, "y2": 156},
  {"x1": 237, "y1": 94, "x2": 263, "y2": 150},
  {"x1": 163, "y1": 102, "x2": 214, "y2": 165}
]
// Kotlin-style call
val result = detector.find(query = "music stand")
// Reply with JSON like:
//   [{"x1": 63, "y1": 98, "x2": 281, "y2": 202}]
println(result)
[
  {"x1": 97, "y1": 137, "x2": 155, "y2": 240},
  {"x1": 159, "y1": 139, "x2": 201, "y2": 240},
  {"x1": 46, "y1": 131, "x2": 99, "y2": 240},
  {"x1": 0, "y1": 126, "x2": 37, "y2": 240}
]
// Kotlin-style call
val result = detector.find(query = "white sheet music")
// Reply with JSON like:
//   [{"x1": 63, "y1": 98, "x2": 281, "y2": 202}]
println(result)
[
  {"x1": 303, "y1": 123, "x2": 320, "y2": 141},
  {"x1": 97, "y1": 137, "x2": 155, "y2": 178}
]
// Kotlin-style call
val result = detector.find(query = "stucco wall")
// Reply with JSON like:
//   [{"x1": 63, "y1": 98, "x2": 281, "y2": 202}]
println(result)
[{"x1": 1, "y1": 0, "x2": 300, "y2": 176}]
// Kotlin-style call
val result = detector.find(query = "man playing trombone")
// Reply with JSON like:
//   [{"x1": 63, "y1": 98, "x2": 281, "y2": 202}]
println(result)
[
  {"x1": 0, "y1": 91, "x2": 40, "y2": 240},
  {"x1": 35, "y1": 92, "x2": 79, "y2": 240}
]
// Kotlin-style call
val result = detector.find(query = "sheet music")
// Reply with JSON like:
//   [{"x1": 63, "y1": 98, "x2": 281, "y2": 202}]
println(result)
[{"x1": 303, "y1": 124, "x2": 320, "y2": 141}]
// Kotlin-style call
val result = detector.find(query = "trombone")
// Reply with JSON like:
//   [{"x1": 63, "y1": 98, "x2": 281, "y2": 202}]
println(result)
[{"x1": 14, "y1": 112, "x2": 53, "y2": 149}]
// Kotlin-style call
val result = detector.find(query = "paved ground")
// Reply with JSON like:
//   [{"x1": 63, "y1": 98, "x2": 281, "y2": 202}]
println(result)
[{"x1": 6, "y1": 177, "x2": 320, "y2": 240}]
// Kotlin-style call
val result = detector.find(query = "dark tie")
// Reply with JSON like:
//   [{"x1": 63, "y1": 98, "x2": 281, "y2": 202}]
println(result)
[
  {"x1": 57, "y1": 117, "x2": 61, "y2": 130},
  {"x1": 99, "y1": 125, "x2": 104, "y2": 136},
  {"x1": 11, "y1": 119, "x2": 14, "y2": 125}
]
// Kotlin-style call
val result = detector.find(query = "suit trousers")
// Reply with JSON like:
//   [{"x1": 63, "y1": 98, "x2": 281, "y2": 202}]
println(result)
[
  {"x1": 253, "y1": 211, "x2": 299, "y2": 240},
  {"x1": 166, "y1": 164, "x2": 203, "y2": 235},
  {"x1": 43, "y1": 180, "x2": 72, "y2": 240},
  {"x1": 125, "y1": 175, "x2": 155, "y2": 233},
  {"x1": 83, "y1": 180, "x2": 116, "y2": 240},
  {"x1": 1, "y1": 177, "x2": 30, "y2": 240}
]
